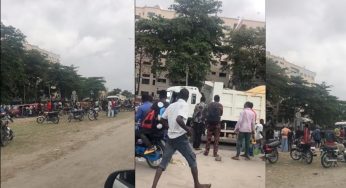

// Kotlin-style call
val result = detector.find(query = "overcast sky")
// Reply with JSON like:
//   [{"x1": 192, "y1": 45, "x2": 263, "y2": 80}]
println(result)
[
  {"x1": 1, "y1": 0, "x2": 134, "y2": 92},
  {"x1": 136, "y1": 0, "x2": 265, "y2": 21},
  {"x1": 267, "y1": 0, "x2": 346, "y2": 101}
]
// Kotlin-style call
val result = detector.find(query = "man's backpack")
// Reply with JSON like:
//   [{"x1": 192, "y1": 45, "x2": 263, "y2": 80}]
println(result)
[{"x1": 141, "y1": 109, "x2": 156, "y2": 129}]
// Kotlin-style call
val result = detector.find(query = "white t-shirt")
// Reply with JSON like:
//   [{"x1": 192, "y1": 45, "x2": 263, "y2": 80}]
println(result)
[
  {"x1": 162, "y1": 99, "x2": 189, "y2": 139},
  {"x1": 255, "y1": 123, "x2": 263, "y2": 140}
]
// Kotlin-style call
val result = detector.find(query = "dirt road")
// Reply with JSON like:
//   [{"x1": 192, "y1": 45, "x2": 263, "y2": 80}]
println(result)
[
  {"x1": 1, "y1": 113, "x2": 134, "y2": 188},
  {"x1": 136, "y1": 144, "x2": 265, "y2": 188},
  {"x1": 266, "y1": 151, "x2": 346, "y2": 188}
]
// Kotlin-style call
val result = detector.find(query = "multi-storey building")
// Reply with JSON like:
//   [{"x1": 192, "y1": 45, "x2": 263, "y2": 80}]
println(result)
[
  {"x1": 24, "y1": 43, "x2": 60, "y2": 64},
  {"x1": 267, "y1": 52, "x2": 316, "y2": 83},
  {"x1": 136, "y1": 5, "x2": 265, "y2": 97}
]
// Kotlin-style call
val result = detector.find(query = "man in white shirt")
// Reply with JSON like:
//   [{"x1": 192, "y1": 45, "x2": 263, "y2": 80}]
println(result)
[
  {"x1": 255, "y1": 119, "x2": 264, "y2": 141},
  {"x1": 151, "y1": 88, "x2": 211, "y2": 188}
]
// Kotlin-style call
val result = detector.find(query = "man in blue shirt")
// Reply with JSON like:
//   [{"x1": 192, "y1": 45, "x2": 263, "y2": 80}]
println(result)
[{"x1": 135, "y1": 94, "x2": 152, "y2": 123}]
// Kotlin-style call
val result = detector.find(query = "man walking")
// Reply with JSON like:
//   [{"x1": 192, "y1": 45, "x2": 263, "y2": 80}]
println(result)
[
  {"x1": 151, "y1": 88, "x2": 211, "y2": 188},
  {"x1": 232, "y1": 102, "x2": 256, "y2": 160},
  {"x1": 281, "y1": 126, "x2": 291, "y2": 152},
  {"x1": 192, "y1": 96, "x2": 207, "y2": 150},
  {"x1": 204, "y1": 95, "x2": 223, "y2": 159}
]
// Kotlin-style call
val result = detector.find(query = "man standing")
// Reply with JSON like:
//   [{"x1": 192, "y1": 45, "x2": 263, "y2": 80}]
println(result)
[
  {"x1": 192, "y1": 96, "x2": 207, "y2": 150},
  {"x1": 203, "y1": 95, "x2": 223, "y2": 158},
  {"x1": 312, "y1": 128, "x2": 321, "y2": 148},
  {"x1": 255, "y1": 119, "x2": 264, "y2": 151},
  {"x1": 232, "y1": 102, "x2": 256, "y2": 160},
  {"x1": 135, "y1": 94, "x2": 152, "y2": 124},
  {"x1": 151, "y1": 88, "x2": 210, "y2": 188},
  {"x1": 281, "y1": 126, "x2": 291, "y2": 152}
]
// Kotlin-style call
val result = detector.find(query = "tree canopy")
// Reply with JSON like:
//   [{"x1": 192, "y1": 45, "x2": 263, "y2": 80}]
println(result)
[{"x1": 0, "y1": 22, "x2": 107, "y2": 104}]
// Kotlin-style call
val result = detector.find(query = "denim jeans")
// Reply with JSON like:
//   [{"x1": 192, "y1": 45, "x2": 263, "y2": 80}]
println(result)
[
  {"x1": 236, "y1": 132, "x2": 251, "y2": 157},
  {"x1": 281, "y1": 137, "x2": 288, "y2": 152},
  {"x1": 159, "y1": 134, "x2": 197, "y2": 171}
]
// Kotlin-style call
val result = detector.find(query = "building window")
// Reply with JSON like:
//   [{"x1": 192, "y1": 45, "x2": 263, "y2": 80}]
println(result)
[
  {"x1": 143, "y1": 61, "x2": 151, "y2": 65},
  {"x1": 191, "y1": 94, "x2": 196, "y2": 104},
  {"x1": 142, "y1": 78, "x2": 150, "y2": 84},
  {"x1": 152, "y1": 80, "x2": 156, "y2": 85},
  {"x1": 211, "y1": 72, "x2": 216, "y2": 75},
  {"x1": 142, "y1": 74, "x2": 150, "y2": 77},
  {"x1": 147, "y1": 12, "x2": 155, "y2": 17},
  {"x1": 224, "y1": 25, "x2": 231, "y2": 30},
  {"x1": 220, "y1": 61, "x2": 227, "y2": 66},
  {"x1": 141, "y1": 91, "x2": 149, "y2": 95},
  {"x1": 135, "y1": 15, "x2": 141, "y2": 19},
  {"x1": 157, "y1": 79, "x2": 166, "y2": 83},
  {"x1": 219, "y1": 73, "x2": 227, "y2": 77}
]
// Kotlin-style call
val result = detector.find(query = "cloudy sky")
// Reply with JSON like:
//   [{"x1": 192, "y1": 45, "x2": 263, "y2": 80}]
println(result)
[
  {"x1": 267, "y1": 0, "x2": 346, "y2": 100},
  {"x1": 1, "y1": 0, "x2": 134, "y2": 92},
  {"x1": 136, "y1": 0, "x2": 265, "y2": 21}
]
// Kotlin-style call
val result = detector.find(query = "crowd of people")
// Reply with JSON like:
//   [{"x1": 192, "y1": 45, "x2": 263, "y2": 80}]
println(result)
[{"x1": 135, "y1": 88, "x2": 266, "y2": 188}]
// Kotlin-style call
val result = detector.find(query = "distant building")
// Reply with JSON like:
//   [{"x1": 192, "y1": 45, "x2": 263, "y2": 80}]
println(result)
[
  {"x1": 267, "y1": 52, "x2": 316, "y2": 83},
  {"x1": 136, "y1": 5, "x2": 265, "y2": 97},
  {"x1": 24, "y1": 43, "x2": 60, "y2": 64}
]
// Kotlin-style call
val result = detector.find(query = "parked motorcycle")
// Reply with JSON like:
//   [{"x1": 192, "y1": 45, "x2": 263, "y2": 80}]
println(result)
[
  {"x1": 87, "y1": 107, "x2": 99, "y2": 121},
  {"x1": 320, "y1": 143, "x2": 346, "y2": 168},
  {"x1": 36, "y1": 111, "x2": 60, "y2": 124},
  {"x1": 263, "y1": 139, "x2": 281, "y2": 163},
  {"x1": 68, "y1": 109, "x2": 85, "y2": 122},
  {"x1": 135, "y1": 123, "x2": 165, "y2": 168},
  {"x1": 0, "y1": 112, "x2": 14, "y2": 146},
  {"x1": 290, "y1": 138, "x2": 314, "y2": 164}
]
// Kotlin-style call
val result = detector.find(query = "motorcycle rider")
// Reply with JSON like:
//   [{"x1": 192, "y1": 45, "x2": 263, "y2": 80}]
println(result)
[
  {"x1": 139, "y1": 91, "x2": 169, "y2": 155},
  {"x1": 135, "y1": 94, "x2": 153, "y2": 153}
]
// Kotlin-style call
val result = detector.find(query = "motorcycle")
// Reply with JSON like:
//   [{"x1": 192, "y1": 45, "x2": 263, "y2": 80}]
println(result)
[
  {"x1": 320, "y1": 143, "x2": 346, "y2": 168},
  {"x1": 0, "y1": 112, "x2": 14, "y2": 146},
  {"x1": 135, "y1": 123, "x2": 165, "y2": 169},
  {"x1": 263, "y1": 139, "x2": 281, "y2": 163},
  {"x1": 290, "y1": 138, "x2": 314, "y2": 164},
  {"x1": 68, "y1": 108, "x2": 85, "y2": 122},
  {"x1": 87, "y1": 107, "x2": 100, "y2": 121},
  {"x1": 36, "y1": 111, "x2": 60, "y2": 124}
]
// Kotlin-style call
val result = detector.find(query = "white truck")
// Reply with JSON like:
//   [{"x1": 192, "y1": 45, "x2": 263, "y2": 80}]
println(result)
[{"x1": 166, "y1": 81, "x2": 265, "y2": 143}]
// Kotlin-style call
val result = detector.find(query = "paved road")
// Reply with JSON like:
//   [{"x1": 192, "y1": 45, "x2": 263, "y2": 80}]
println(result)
[
  {"x1": 1, "y1": 117, "x2": 134, "y2": 188},
  {"x1": 136, "y1": 144, "x2": 265, "y2": 188}
]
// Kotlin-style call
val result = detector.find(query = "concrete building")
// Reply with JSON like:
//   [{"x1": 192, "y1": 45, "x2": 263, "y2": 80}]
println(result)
[
  {"x1": 24, "y1": 43, "x2": 60, "y2": 64},
  {"x1": 267, "y1": 52, "x2": 316, "y2": 83},
  {"x1": 136, "y1": 5, "x2": 265, "y2": 97}
]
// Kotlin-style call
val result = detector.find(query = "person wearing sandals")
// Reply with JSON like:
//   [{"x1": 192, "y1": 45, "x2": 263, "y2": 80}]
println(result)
[
  {"x1": 232, "y1": 102, "x2": 256, "y2": 161},
  {"x1": 203, "y1": 95, "x2": 223, "y2": 160}
]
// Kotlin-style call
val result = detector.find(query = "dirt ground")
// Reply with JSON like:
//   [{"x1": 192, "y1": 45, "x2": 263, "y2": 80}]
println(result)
[
  {"x1": 1, "y1": 112, "x2": 134, "y2": 188},
  {"x1": 266, "y1": 150, "x2": 346, "y2": 188},
  {"x1": 136, "y1": 144, "x2": 265, "y2": 188}
]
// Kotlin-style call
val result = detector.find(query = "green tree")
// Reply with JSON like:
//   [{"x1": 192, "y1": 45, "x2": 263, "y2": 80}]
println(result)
[
  {"x1": 121, "y1": 90, "x2": 134, "y2": 99},
  {"x1": 0, "y1": 22, "x2": 26, "y2": 103},
  {"x1": 135, "y1": 0, "x2": 224, "y2": 89},
  {"x1": 225, "y1": 27, "x2": 266, "y2": 90},
  {"x1": 108, "y1": 88, "x2": 122, "y2": 96}
]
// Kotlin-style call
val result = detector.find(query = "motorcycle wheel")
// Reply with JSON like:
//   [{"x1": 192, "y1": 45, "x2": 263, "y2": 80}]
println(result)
[
  {"x1": 53, "y1": 117, "x2": 59, "y2": 124},
  {"x1": 321, "y1": 152, "x2": 333, "y2": 168},
  {"x1": 36, "y1": 116, "x2": 45, "y2": 124},
  {"x1": 79, "y1": 114, "x2": 84, "y2": 121},
  {"x1": 68, "y1": 114, "x2": 73, "y2": 123},
  {"x1": 88, "y1": 111, "x2": 95, "y2": 121},
  {"x1": 146, "y1": 141, "x2": 165, "y2": 169},
  {"x1": 267, "y1": 149, "x2": 279, "y2": 164},
  {"x1": 304, "y1": 150, "x2": 313, "y2": 164},
  {"x1": 290, "y1": 148, "x2": 301, "y2": 160},
  {"x1": 0, "y1": 130, "x2": 9, "y2": 146}
]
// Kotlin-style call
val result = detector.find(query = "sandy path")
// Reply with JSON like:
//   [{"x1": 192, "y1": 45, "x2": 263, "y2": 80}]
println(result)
[
  {"x1": 136, "y1": 144, "x2": 265, "y2": 188},
  {"x1": 266, "y1": 151, "x2": 346, "y2": 188},
  {"x1": 1, "y1": 115, "x2": 134, "y2": 188}
]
